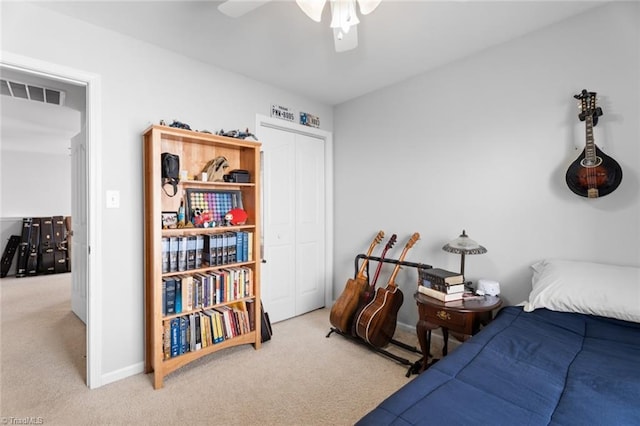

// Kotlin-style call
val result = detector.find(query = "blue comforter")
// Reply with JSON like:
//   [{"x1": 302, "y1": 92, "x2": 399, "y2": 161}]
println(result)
[{"x1": 357, "y1": 306, "x2": 640, "y2": 425}]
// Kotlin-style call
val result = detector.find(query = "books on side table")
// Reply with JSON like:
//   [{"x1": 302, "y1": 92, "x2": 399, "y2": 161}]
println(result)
[
  {"x1": 419, "y1": 268, "x2": 466, "y2": 302},
  {"x1": 422, "y1": 268, "x2": 464, "y2": 285},
  {"x1": 418, "y1": 285, "x2": 466, "y2": 302}
]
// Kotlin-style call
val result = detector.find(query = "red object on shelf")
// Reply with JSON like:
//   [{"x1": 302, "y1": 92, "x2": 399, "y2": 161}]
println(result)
[{"x1": 227, "y1": 208, "x2": 248, "y2": 225}]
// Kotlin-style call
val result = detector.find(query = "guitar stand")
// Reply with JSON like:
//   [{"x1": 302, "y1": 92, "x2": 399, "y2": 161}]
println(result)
[
  {"x1": 326, "y1": 327, "x2": 424, "y2": 377},
  {"x1": 326, "y1": 254, "x2": 432, "y2": 377}
]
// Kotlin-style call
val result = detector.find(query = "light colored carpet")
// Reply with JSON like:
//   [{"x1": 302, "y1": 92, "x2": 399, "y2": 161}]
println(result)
[{"x1": 1, "y1": 274, "x2": 445, "y2": 425}]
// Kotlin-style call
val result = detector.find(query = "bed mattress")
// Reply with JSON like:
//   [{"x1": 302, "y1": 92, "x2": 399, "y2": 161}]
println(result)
[{"x1": 357, "y1": 306, "x2": 640, "y2": 425}]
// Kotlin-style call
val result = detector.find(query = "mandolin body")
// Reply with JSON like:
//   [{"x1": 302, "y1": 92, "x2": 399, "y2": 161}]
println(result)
[{"x1": 565, "y1": 145, "x2": 622, "y2": 198}]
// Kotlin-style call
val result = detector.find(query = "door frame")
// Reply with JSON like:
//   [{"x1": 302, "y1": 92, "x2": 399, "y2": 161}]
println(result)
[
  {"x1": 1, "y1": 51, "x2": 103, "y2": 388},
  {"x1": 255, "y1": 114, "x2": 334, "y2": 309}
]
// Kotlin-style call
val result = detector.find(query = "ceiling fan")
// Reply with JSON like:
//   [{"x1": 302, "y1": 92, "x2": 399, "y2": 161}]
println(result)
[{"x1": 217, "y1": 0, "x2": 382, "y2": 52}]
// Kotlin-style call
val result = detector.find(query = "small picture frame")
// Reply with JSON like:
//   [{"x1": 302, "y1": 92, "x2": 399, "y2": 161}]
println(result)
[{"x1": 161, "y1": 211, "x2": 178, "y2": 229}]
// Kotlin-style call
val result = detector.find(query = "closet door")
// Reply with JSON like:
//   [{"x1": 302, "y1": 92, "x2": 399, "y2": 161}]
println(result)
[
  {"x1": 261, "y1": 129, "x2": 296, "y2": 322},
  {"x1": 294, "y1": 134, "x2": 325, "y2": 316},
  {"x1": 259, "y1": 126, "x2": 325, "y2": 323}
]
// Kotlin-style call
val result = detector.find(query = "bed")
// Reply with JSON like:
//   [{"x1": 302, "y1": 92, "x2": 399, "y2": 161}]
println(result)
[{"x1": 357, "y1": 259, "x2": 640, "y2": 425}]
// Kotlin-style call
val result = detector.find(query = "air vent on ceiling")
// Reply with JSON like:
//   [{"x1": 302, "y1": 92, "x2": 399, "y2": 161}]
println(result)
[{"x1": 0, "y1": 79, "x2": 66, "y2": 106}]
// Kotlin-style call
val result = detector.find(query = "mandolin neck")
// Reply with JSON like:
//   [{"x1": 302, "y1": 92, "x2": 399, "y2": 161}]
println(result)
[{"x1": 584, "y1": 115, "x2": 597, "y2": 166}]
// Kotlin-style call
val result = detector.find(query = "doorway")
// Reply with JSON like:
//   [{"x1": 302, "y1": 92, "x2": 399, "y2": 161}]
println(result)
[
  {"x1": 255, "y1": 114, "x2": 334, "y2": 323},
  {"x1": 0, "y1": 53, "x2": 101, "y2": 388}
]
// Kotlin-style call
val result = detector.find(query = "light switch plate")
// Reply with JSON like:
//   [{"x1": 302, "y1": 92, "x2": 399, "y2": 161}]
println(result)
[{"x1": 106, "y1": 190, "x2": 120, "y2": 208}]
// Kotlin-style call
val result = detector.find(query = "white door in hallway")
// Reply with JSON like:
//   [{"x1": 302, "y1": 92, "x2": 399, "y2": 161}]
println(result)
[
  {"x1": 258, "y1": 124, "x2": 326, "y2": 323},
  {"x1": 70, "y1": 127, "x2": 88, "y2": 324}
]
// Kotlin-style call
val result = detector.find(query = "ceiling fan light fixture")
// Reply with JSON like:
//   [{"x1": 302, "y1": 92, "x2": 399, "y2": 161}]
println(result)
[
  {"x1": 296, "y1": 0, "x2": 379, "y2": 52},
  {"x1": 333, "y1": 24, "x2": 358, "y2": 52},
  {"x1": 296, "y1": 0, "x2": 327, "y2": 22},
  {"x1": 329, "y1": 0, "x2": 360, "y2": 33}
]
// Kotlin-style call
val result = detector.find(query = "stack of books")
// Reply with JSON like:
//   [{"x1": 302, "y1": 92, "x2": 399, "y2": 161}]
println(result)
[{"x1": 418, "y1": 268, "x2": 466, "y2": 302}]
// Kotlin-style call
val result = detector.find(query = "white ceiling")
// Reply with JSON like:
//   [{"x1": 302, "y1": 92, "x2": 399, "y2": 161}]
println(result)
[
  {"x1": 35, "y1": 0, "x2": 607, "y2": 106},
  {"x1": 0, "y1": 67, "x2": 85, "y2": 153},
  {"x1": 1, "y1": 95, "x2": 82, "y2": 153}
]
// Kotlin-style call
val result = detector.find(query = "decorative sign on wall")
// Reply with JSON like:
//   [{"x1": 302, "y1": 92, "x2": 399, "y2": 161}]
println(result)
[
  {"x1": 271, "y1": 104, "x2": 295, "y2": 122},
  {"x1": 300, "y1": 112, "x2": 320, "y2": 128}
]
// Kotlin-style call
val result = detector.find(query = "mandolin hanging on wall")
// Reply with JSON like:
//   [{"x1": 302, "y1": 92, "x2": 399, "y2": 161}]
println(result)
[{"x1": 565, "y1": 89, "x2": 622, "y2": 198}]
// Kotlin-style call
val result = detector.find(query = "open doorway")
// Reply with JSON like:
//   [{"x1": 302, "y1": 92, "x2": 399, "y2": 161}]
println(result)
[{"x1": 0, "y1": 54, "x2": 101, "y2": 388}]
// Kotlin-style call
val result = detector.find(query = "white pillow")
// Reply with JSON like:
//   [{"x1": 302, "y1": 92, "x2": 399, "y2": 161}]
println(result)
[{"x1": 523, "y1": 259, "x2": 640, "y2": 323}]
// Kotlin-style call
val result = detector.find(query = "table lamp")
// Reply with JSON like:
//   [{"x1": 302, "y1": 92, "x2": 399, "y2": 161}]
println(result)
[{"x1": 442, "y1": 230, "x2": 487, "y2": 280}]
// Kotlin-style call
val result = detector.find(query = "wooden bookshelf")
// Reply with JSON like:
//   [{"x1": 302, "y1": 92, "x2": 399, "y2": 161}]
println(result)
[{"x1": 143, "y1": 124, "x2": 262, "y2": 389}]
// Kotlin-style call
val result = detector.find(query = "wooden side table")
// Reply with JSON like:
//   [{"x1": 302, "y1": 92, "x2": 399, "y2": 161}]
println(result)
[{"x1": 414, "y1": 292, "x2": 502, "y2": 372}]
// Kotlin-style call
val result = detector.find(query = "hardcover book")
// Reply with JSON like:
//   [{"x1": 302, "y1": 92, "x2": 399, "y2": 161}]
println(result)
[
  {"x1": 170, "y1": 318, "x2": 180, "y2": 358},
  {"x1": 177, "y1": 236, "x2": 188, "y2": 272},
  {"x1": 422, "y1": 268, "x2": 464, "y2": 285},
  {"x1": 418, "y1": 285, "x2": 464, "y2": 302},
  {"x1": 174, "y1": 277, "x2": 182, "y2": 314},
  {"x1": 247, "y1": 231, "x2": 253, "y2": 262},
  {"x1": 163, "y1": 320, "x2": 171, "y2": 360},
  {"x1": 195, "y1": 235, "x2": 204, "y2": 269},
  {"x1": 424, "y1": 281, "x2": 465, "y2": 294},
  {"x1": 186, "y1": 235, "x2": 197, "y2": 270},
  {"x1": 236, "y1": 231, "x2": 245, "y2": 262},
  {"x1": 164, "y1": 277, "x2": 177, "y2": 314},
  {"x1": 203, "y1": 235, "x2": 216, "y2": 266},
  {"x1": 215, "y1": 234, "x2": 223, "y2": 265},
  {"x1": 169, "y1": 236, "x2": 178, "y2": 272},
  {"x1": 182, "y1": 275, "x2": 193, "y2": 312},
  {"x1": 161, "y1": 237, "x2": 169, "y2": 273},
  {"x1": 179, "y1": 316, "x2": 188, "y2": 355}
]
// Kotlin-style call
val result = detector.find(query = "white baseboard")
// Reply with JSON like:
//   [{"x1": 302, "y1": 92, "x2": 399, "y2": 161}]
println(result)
[{"x1": 100, "y1": 362, "x2": 145, "y2": 387}]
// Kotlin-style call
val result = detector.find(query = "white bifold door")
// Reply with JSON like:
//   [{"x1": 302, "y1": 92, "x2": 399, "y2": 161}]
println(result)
[{"x1": 258, "y1": 124, "x2": 326, "y2": 323}]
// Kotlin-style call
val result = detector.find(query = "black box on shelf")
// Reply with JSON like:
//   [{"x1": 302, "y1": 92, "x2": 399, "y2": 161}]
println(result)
[{"x1": 224, "y1": 170, "x2": 250, "y2": 183}]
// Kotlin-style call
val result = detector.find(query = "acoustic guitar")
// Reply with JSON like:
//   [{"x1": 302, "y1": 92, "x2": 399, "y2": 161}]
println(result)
[
  {"x1": 329, "y1": 231, "x2": 384, "y2": 334},
  {"x1": 356, "y1": 232, "x2": 420, "y2": 348},
  {"x1": 565, "y1": 89, "x2": 622, "y2": 198},
  {"x1": 350, "y1": 234, "x2": 397, "y2": 337}
]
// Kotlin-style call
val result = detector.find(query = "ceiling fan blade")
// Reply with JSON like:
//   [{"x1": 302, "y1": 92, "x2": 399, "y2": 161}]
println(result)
[
  {"x1": 296, "y1": 0, "x2": 327, "y2": 22},
  {"x1": 357, "y1": 0, "x2": 382, "y2": 15},
  {"x1": 218, "y1": 0, "x2": 271, "y2": 18},
  {"x1": 333, "y1": 25, "x2": 358, "y2": 53}
]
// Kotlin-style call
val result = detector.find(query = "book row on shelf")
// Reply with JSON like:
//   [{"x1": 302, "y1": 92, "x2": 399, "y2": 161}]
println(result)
[
  {"x1": 163, "y1": 300, "x2": 256, "y2": 359},
  {"x1": 418, "y1": 267, "x2": 467, "y2": 302},
  {"x1": 162, "y1": 267, "x2": 254, "y2": 316},
  {"x1": 162, "y1": 231, "x2": 253, "y2": 273}
]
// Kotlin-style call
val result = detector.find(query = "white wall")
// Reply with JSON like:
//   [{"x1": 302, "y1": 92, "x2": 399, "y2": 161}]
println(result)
[
  {"x1": 1, "y1": 150, "x2": 71, "y2": 217},
  {"x1": 333, "y1": 2, "x2": 640, "y2": 329},
  {"x1": 0, "y1": 149, "x2": 71, "y2": 275},
  {"x1": 1, "y1": 2, "x2": 333, "y2": 385}
]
